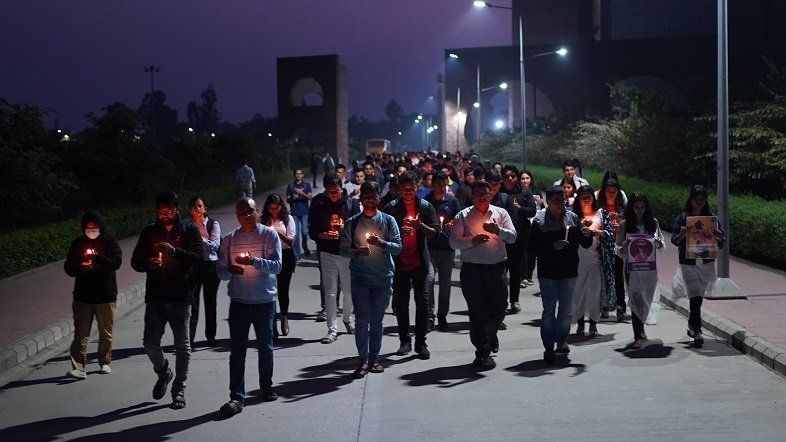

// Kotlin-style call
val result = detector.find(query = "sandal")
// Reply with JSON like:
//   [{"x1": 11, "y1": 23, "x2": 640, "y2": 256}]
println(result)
[
  {"x1": 369, "y1": 362, "x2": 384, "y2": 373},
  {"x1": 321, "y1": 333, "x2": 337, "y2": 344},
  {"x1": 171, "y1": 393, "x2": 186, "y2": 410},
  {"x1": 352, "y1": 363, "x2": 370, "y2": 379}
]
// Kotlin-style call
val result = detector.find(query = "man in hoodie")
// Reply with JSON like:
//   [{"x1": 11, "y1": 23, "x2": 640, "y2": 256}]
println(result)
[
  {"x1": 131, "y1": 191, "x2": 203, "y2": 409},
  {"x1": 64, "y1": 210, "x2": 123, "y2": 380}
]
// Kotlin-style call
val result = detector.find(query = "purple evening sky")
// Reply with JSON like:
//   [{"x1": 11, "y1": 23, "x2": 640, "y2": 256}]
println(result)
[{"x1": 0, "y1": 1, "x2": 510, "y2": 131}]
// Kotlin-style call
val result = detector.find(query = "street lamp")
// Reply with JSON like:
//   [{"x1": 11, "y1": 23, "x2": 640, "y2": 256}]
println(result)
[
  {"x1": 144, "y1": 64, "x2": 160, "y2": 145},
  {"x1": 449, "y1": 53, "x2": 482, "y2": 143},
  {"x1": 474, "y1": 1, "x2": 567, "y2": 169}
]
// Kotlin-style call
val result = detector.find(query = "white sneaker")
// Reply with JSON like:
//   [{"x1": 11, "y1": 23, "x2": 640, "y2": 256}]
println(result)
[
  {"x1": 66, "y1": 369, "x2": 87, "y2": 380},
  {"x1": 99, "y1": 364, "x2": 112, "y2": 374}
]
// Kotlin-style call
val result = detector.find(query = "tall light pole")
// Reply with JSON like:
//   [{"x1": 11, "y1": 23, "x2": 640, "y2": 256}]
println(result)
[
  {"x1": 474, "y1": 1, "x2": 567, "y2": 169},
  {"x1": 449, "y1": 53, "x2": 482, "y2": 142},
  {"x1": 712, "y1": 0, "x2": 742, "y2": 298},
  {"x1": 144, "y1": 64, "x2": 160, "y2": 145}
]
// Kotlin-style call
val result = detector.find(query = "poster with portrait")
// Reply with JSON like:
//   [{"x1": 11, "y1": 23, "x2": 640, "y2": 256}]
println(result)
[
  {"x1": 686, "y1": 216, "x2": 718, "y2": 259},
  {"x1": 626, "y1": 234, "x2": 656, "y2": 272}
]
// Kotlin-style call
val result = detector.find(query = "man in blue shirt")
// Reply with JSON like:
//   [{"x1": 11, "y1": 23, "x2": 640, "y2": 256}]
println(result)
[{"x1": 286, "y1": 168, "x2": 313, "y2": 258}]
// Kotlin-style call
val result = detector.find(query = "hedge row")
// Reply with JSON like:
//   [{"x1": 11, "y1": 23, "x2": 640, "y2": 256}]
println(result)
[
  {"x1": 0, "y1": 171, "x2": 291, "y2": 279},
  {"x1": 527, "y1": 165, "x2": 786, "y2": 268}
]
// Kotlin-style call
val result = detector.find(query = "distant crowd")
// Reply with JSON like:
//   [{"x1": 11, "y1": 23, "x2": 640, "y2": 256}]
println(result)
[{"x1": 61, "y1": 150, "x2": 725, "y2": 416}]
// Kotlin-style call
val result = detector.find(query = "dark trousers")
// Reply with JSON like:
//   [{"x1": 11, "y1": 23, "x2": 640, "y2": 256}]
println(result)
[
  {"x1": 191, "y1": 260, "x2": 219, "y2": 344},
  {"x1": 689, "y1": 296, "x2": 704, "y2": 332},
  {"x1": 277, "y1": 248, "x2": 296, "y2": 315},
  {"x1": 460, "y1": 263, "x2": 508, "y2": 358},
  {"x1": 632, "y1": 313, "x2": 645, "y2": 339},
  {"x1": 521, "y1": 226, "x2": 536, "y2": 280},
  {"x1": 393, "y1": 266, "x2": 429, "y2": 345},
  {"x1": 506, "y1": 242, "x2": 522, "y2": 304}
]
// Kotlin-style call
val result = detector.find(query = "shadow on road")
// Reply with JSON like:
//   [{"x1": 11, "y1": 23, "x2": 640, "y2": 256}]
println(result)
[
  {"x1": 505, "y1": 356, "x2": 587, "y2": 378},
  {"x1": 399, "y1": 362, "x2": 492, "y2": 387}
]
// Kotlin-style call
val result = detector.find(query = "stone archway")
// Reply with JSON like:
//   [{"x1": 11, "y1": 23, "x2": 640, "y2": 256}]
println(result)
[{"x1": 277, "y1": 55, "x2": 348, "y2": 165}]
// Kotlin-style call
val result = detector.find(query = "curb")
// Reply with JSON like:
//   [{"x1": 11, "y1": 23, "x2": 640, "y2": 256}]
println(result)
[
  {"x1": 0, "y1": 283, "x2": 146, "y2": 376},
  {"x1": 658, "y1": 283, "x2": 786, "y2": 378}
]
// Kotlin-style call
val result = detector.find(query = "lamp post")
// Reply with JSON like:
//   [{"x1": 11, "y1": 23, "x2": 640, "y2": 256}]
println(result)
[
  {"x1": 474, "y1": 1, "x2": 567, "y2": 169},
  {"x1": 144, "y1": 64, "x2": 160, "y2": 145},
  {"x1": 449, "y1": 53, "x2": 482, "y2": 143}
]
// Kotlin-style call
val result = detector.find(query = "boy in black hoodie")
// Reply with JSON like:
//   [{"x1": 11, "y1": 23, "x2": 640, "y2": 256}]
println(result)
[{"x1": 64, "y1": 209, "x2": 123, "y2": 379}]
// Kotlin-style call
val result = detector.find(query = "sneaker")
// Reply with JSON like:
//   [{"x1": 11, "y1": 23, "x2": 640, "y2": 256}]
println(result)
[
  {"x1": 510, "y1": 302, "x2": 521, "y2": 314},
  {"x1": 687, "y1": 328, "x2": 696, "y2": 338},
  {"x1": 415, "y1": 344, "x2": 430, "y2": 360},
  {"x1": 396, "y1": 341, "x2": 412, "y2": 356},
  {"x1": 321, "y1": 333, "x2": 337, "y2": 344},
  {"x1": 66, "y1": 369, "x2": 87, "y2": 380},
  {"x1": 498, "y1": 321, "x2": 508, "y2": 331},
  {"x1": 153, "y1": 368, "x2": 173, "y2": 400},
  {"x1": 575, "y1": 322, "x2": 585, "y2": 336},
  {"x1": 555, "y1": 341, "x2": 570, "y2": 354},
  {"x1": 343, "y1": 321, "x2": 355, "y2": 334},
  {"x1": 472, "y1": 355, "x2": 488, "y2": 367},
  {"x1": 543, "y1": 348, "x2": 555, "y2": 363},
  {"x1": 220, "y1": 399, "x2": 243, "y2": 415},
  {"x1": 437, "y1": 316, "x2": 448, "y2": 330},
  {"x1": 99, "y1": 364, "x2": 112, "y2": 374},
  {"x1": 316, "y1": 309, "x2": 327, "y2": 322},
  {"x1": 694, "y1": 331, "x2": 704, "y2": 348}
]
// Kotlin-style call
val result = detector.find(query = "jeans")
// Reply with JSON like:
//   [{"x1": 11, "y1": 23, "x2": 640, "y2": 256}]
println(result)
[
  {"x1": 228, "y1": 300, "x2": 276, "y2": 403},
  {"x1": 143, "y1": 302, "x2": 191, "y2": 396},
  {"x1": 393, "y1": 266, "x2": 429, "y2": 345},
  {"x1": 70, "y1": 300, "x2": 115, "y2": 371},
  {"x1": 539, "y1": 277, "x2": 576, "y2": 350},
  {"x1": 321, "y1": 252, "x2": 353, "y2": 334},
  {"x1": 459, "y1": 263, "x2": 508, "y2": 357},
  {"x1": 352, "y1": 277, "x2": 390, "y2": 364},
  {"x1": 428, "y1": 249, "x2": 455, "y2": 319},
  {"x1": 292, "y1": 214, "x2": 309, "y2": 256},
  {"x1": 191, "y1": 260, "x2": 220, "y2": 343}
]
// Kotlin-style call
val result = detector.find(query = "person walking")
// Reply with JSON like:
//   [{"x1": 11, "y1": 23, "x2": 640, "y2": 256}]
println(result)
[
  {"x1": 616, "y1": 192, "x2": 665, "y2": 349},
  {"x1": 260, "y1": 194, "x2": 296, "y2": 337},
  {"x1": 131, "y1": 191, "x2": 203, "y2": 409},
  {"x1": 218, "y1": 197, "x2": 282, "y2": 415},
  {"x1": 63, "y1": 210, "x2": 122, "y2": 379},
  {"x1": 188, "y1": 196, "x2": 221, "y2": 346},
  {"x1": 340, "y1": 181, "x2": 401, "y2": 378},
  {"x1": 383, "y1": 171, "x2": 439, "y2": 360},
  {"x1": 309, "y1": 174, "x2": 360, "y2": 343},
  {"x1": 286, "y1": 168, "x2": 313, "y2": 258},
  {"x1": 449, "y1": 181, "x2": 517, "y2": 367},
  {"x1": 530, "y1": 186, "x2": 593, "y2": 363},
  {"x1": 235, "y1": 159, "x2": 256, "y2": 197},
  {"x1": 671, "y1": 185, "x2": 726, "y2": 348}
]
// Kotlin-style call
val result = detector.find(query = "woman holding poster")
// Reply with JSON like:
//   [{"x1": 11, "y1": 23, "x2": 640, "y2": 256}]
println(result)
[
  {"x1": 671, "y1": 185, "x2": 726, "y2": 348},
  {"x1": 615, "y1": 193, "x2": 664, "y2": 349}
]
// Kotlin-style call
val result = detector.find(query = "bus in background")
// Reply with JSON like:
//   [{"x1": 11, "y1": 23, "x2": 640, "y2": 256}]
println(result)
[{"x1": 365, "y1": 138, "x2": 390, "y2": 156}]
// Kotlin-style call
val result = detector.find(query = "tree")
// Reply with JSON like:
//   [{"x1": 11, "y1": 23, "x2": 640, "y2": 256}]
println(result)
[
  {"x1": 187, "y1": 84, "x2": 221, "y2": 133},
  {"x1": 137, "y1": 90, "x2": 179, "y2": 142},
  {"x1": 0, "y1": 100, "x2": 74, "y2": 226}
]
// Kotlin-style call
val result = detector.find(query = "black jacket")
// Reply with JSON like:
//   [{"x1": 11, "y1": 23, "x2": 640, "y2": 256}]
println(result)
[
  {"x1": 131, "y1": 216, "x2": 203, "y2": 303},
  {"x1": 308, "y1": 192, "x2": 360, "y2": 255},
  {"x1": 64, "y1": 210, "x2": 122, "y2": 304}
]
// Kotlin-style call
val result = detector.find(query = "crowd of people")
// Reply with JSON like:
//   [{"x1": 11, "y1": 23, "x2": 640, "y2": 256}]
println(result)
[{"x1": 61, "y1": 151, "x2": 726, "y2": 416}]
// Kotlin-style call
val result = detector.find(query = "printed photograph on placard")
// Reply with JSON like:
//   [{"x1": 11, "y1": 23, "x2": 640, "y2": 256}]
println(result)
[
  {"x1": 686, "y1": 216, "x2": 718, "y2": 259},
  {"x1": 626, "y1": 234, "x2": 656, "y2": 272}
]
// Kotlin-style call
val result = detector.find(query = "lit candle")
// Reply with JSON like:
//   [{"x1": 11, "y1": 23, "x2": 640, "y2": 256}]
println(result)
[
  {"x1": 440, "y1": 216, "x2": 445, "y2": 226},
  {"x1": 85, "y1": 248, "x2": 96, "y2": 257},
  {"x1": 157, "y1": 251, "x2": 163, "y2": 261},
  {"x1": 365, "y1": 232, "x2": 370, "y2": 243},
  {"x1": 564, "y1": 225, "x2": 570, "y2": 241}
]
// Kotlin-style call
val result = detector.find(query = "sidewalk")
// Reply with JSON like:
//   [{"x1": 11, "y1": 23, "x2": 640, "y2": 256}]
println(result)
[{"x1": 2, "y1": 187, "x2": 786, "y2": 379}]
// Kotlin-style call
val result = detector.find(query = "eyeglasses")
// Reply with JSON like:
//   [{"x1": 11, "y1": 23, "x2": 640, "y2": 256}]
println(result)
[{"x1": 503, "y1": 175, "x2": 516, "y2": 180}]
